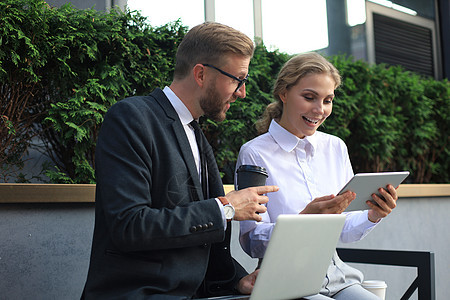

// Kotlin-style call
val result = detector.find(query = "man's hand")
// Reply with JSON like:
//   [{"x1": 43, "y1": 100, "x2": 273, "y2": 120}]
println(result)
[
  {"x1": 300, "y1": 191, "x2": 355, "y2": 214},
  {"x1": 236, "y1": 269, "x2": 259, "y2": 295},
  {"x1": 225, "y1": 186, "x2": 279, "y2": 222},
  {"x1": 367, "y1": 184, "x2": 398, "y2": 223}
]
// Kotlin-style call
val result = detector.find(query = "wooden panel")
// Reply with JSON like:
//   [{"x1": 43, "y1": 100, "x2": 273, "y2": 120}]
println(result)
[
  {"x1": 0, "y1": 184, "x2": 95, "y2": 203},
  {"x1": 0, "y1": 183, "x2": 449, "y2": 203},
  {"x1": 396, "y1": 184, "x2": 450, "y2": 198},
  {"x1": 225, "y1": 184, "x2": 450, "y2": 198}
]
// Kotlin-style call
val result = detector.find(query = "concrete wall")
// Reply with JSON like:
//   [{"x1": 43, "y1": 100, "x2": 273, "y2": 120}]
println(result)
[
  {"x1": 0, "y1": 203, "x2": 94, "y2": 299},
  {"x1": 335, "y1": 196, "x2": 449, "y2": 300},
  {"x1": 0, "y1": 195, "x2": 447, "y2": 299}
]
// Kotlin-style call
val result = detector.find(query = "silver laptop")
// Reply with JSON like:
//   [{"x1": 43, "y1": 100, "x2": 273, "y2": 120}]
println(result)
[{"x1": 199, "y1": 214, "x2": 346, "y2": 300}]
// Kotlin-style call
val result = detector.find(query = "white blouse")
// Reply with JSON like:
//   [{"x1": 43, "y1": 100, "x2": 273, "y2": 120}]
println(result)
[{"x1": 236, "y1": 120, "x2": 378, "y2": 258}]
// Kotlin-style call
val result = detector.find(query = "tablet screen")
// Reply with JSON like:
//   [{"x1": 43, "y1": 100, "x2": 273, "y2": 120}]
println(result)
[{"x1": 338, "y1": 171, "x2": 410, "y2": 211}]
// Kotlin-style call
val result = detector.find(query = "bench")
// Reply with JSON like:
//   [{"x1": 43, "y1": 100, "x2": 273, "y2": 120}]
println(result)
[{"x1": 337, "y1": 248, "x2": 435, "y2": 300}]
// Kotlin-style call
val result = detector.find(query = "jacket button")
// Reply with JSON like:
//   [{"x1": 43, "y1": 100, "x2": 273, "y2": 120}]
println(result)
[
  {"x1": 208, "y1": 222, "x2": 214, "y2": 228},
  {"x1": 190, "y1": 226, "x2": 197, "y2": 233},
  {"x1": 203, "y1": 223, "x2": 209, "y2": 229}
]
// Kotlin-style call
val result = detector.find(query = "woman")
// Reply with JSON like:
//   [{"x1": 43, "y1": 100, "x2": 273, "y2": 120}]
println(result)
[{"x1": 236, "y1": 52, "x2": 398, "y2": 299}]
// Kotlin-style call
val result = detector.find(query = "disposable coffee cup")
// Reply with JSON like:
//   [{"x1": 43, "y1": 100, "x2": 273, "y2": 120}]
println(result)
[
  {"x1": 236, "y1": 165, "x2": 268, "y2": 190},
  {"x1": 362, "y1": 280, "x2": 387, "y2": 300}
]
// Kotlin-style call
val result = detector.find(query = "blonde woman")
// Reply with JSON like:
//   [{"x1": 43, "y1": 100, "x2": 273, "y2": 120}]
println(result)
[{"x1": 236, "y1": 52, "x2": 398, "y2": 299}]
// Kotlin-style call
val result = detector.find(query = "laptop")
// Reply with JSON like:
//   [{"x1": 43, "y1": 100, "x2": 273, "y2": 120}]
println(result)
[{"x1": 197, "y1": 214, "x2": 346, "y2": 300}]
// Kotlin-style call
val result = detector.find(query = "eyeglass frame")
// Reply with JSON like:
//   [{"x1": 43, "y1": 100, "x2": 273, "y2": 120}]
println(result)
[{"x1": 202, "y1": 64, "x2": 249, "y2": 93}]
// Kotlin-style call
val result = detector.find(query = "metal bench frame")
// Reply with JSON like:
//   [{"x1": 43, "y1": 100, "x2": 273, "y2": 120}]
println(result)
[{"x1": 337, "y1": 248, "x2": 435, "y2": 300}]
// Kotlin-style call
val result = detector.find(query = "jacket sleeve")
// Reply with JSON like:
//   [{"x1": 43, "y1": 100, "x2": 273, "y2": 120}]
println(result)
[
  {"x1": 95, "y1": 98, "x2": 225, "y2": 252},
  {"x1": 197, "y1": 224, "x2": 249, "y2": 297}
]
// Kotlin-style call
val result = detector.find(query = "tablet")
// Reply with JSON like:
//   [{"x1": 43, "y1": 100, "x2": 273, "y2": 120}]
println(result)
[{"x1": 338, "y1": 171, "x2": 410, "y2": 212}]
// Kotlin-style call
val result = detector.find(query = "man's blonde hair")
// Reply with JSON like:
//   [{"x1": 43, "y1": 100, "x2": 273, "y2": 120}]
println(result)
[{"x1": 173, "y1": 22, "x2": 254, "y2": 80}]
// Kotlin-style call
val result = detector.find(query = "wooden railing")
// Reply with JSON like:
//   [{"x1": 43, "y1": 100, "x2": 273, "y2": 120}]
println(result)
[{"x1": 0, "y1": 183, "x2": 449, "y2": 203}]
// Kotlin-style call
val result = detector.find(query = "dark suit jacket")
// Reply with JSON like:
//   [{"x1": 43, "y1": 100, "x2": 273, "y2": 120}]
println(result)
[{"x1": 82, "y1": 88, "x2": 247, "y2": 299}]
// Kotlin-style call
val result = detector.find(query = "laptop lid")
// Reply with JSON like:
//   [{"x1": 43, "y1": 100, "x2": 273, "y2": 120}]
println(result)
[
  {"x1": 249, "y1": 214, "x2": 346, "y2": 300},
  {"x1": 196, "y1": 214, "x2": 345, "y2": 300}
]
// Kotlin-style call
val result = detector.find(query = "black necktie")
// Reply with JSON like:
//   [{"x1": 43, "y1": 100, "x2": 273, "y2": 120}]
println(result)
[{"x1": 190, "y1": 120, "x2": 208, "y2": 199}]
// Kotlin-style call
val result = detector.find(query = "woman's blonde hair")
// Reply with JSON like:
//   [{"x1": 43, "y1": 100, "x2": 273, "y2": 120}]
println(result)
[{"x1": 255, "y1": 52, "x2": 341, "y2": 134}]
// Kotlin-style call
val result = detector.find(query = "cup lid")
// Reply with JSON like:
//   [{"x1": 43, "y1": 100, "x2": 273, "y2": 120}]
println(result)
[{"x1": 237, "y1": 165, "x2": 268, "y2": 176}]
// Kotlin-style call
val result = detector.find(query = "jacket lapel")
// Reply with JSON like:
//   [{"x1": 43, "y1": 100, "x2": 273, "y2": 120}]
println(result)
[{"x1": 150, "y1": 88, "x2": 204, "y2": 201}]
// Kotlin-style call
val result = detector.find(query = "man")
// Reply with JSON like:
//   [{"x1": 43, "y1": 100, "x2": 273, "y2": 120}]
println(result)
[{"x1": 81, "y1": 22, "x2": 279, "y2": 299}]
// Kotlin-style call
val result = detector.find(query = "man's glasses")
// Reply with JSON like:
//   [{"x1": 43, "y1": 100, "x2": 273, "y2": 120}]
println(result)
[{"x1": 202, "y1": 64, "x2": 249, "y2": 93}]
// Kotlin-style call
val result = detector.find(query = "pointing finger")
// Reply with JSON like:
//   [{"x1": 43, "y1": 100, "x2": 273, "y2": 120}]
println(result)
[{"x1": 254, "y1": 185, "x2": 279, "y2": 195}]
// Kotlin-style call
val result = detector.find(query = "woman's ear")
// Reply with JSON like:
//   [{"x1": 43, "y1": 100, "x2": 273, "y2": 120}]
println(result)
[{"x1": 279, "y1": 90, "x2": 288, "y2": 103}]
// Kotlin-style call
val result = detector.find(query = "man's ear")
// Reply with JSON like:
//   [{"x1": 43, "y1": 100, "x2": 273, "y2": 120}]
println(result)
[{"x1": 193, "y1": 64, "x2": 206, "y2": 88}]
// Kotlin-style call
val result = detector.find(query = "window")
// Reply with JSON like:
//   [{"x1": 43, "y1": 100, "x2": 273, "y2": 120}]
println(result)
[
  {"x1": 126, "y1": 0, "x2": 204, "y2": 28},
  {"x1": 215, "y1": 0, "x2": 254, "y2": 41},
  {"x1": 127, "y1": 0, "x2": 329, "y2": 54},
  {"x1": 261, "y1": 0, "x2": 329, "y2": 54}
]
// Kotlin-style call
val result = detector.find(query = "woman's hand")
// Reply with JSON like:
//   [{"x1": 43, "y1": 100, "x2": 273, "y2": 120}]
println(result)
[
  {"x1": 367, "y1": 184, "x2": 398, "y2": 223},
  {"x1": 300, "y1": 191, "x2": 356, "y2": 214}
]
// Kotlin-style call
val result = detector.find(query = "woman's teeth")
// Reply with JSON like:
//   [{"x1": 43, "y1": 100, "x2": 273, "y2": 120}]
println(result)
[{"x1": 303, "y1": 116, "x2": 319, "y2": 124}]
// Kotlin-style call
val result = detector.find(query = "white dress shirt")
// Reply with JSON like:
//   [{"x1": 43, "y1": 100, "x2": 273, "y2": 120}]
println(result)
[
  {"x1": 236, "y1": 119, "x2": 378, "y2": 258},
  {"x1": 163, "y1": 86, "x2": 201, "y2": 173},
  {"x1": 163, "y1": 87, "x2": 226, "y2": 226}
]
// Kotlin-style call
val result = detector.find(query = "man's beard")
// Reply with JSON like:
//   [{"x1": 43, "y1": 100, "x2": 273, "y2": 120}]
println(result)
[{"x1": 199, "y1": 85, "x2": 230, "y2": 122}]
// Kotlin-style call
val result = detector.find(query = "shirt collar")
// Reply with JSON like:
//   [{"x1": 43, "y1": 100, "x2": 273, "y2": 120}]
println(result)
[
  {"x1": 163, "y1": 86, "x2": 194, "y2": 125},
  {"x1": 268, "y1": 119, "x2": 317, "y2": 156}
]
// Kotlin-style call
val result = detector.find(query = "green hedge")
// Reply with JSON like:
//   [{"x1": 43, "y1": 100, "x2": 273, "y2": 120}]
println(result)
[
  {"x1": 0, "y1": 0, "x2": 51, "y2": 181},
  {"x1": 1, "y1": 0, "x2": 448, "y2": 184},
  {"x1": 209, "y1": 54, "x2": 449, "y2": 184},
  {"x1": 326, "y1": 56, "x2": 449, "y2": 183},
  {"x1": 1, "y1": 0, "x2": 186, "y2": 183}
]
